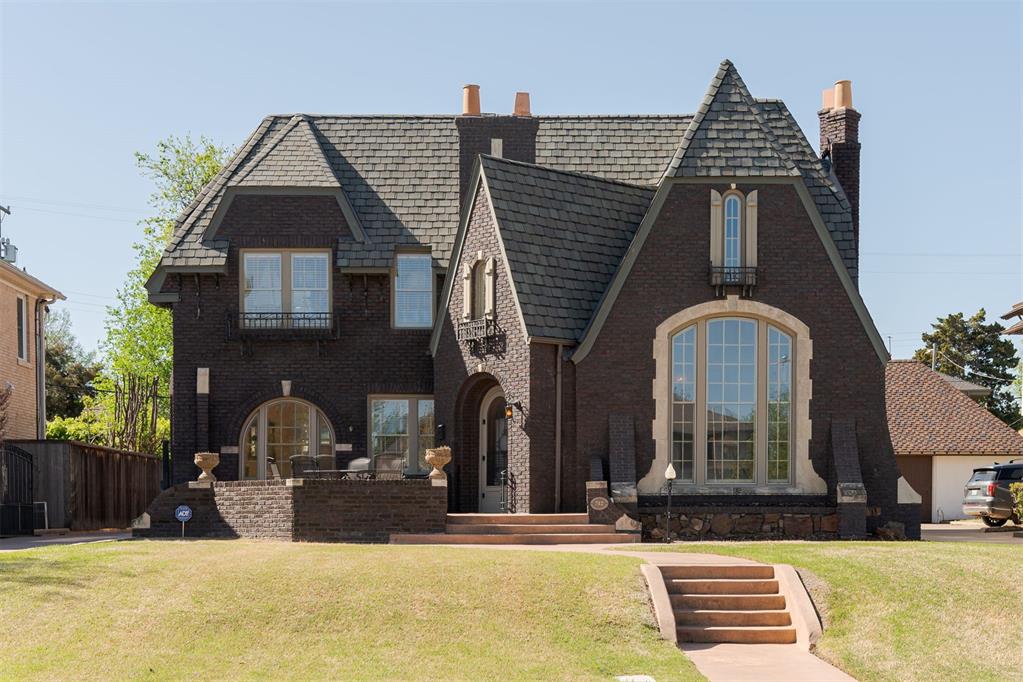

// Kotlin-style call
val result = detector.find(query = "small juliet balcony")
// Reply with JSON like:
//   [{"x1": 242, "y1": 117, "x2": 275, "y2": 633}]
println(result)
[
  {"x1": 456, "y1": 317, "x2": 498, "y2": 342},
  {"x1": 709, "y1": 266, "x2": 758, "y2": 297},
  {"x1": 226, "y1": 311, "x2": 341, "y2": 341}
]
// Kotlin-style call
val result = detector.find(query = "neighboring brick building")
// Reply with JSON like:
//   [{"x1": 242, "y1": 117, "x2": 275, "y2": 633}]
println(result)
[
  {"x1": 149, "y1": 60, "x2": 920, "y2": 537},
  {"x1": 0, "y1": 257, "x2": 64, "y2": 440}
]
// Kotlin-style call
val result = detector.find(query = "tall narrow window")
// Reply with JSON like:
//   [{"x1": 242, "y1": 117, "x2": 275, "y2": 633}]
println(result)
[
  {"x1": 15, "y1": 296, "x2": 27, "y2": 361},
  {"x1": 291, "y1": 253, "x2": 329, "y2": 327},
  {"x1": 243, "y1": 253, "x2": 282, "y2": 315},
  {"x1": 767, "y1": 326, "x2": 792, "y2": 483},
  {"x1": 670, "y1": 326, "x2": 696, "y2": 482},
  {"x1": 706, "y1": 318, "x2": 756, "y2": 482},
  {"x1": 724, "y1": 195, "x2": 742, "y2": 268},
  {"x1": 471, "y1": 260, "x2": 487, "y2": 320},
  {"x1": 394, "y1": 254, "x2": 433, "y2": 328}
]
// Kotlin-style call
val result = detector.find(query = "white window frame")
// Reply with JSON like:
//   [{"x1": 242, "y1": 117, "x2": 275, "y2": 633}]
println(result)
[
  {"x1": 240, "y1": 249, "x2": 332, "y2": 325},
  {"x1": 15, "y1": 294, "x2": 29, "y2": 363},
  {"x1": 392, "y1": 253, "x2": 434, "y2": 329},
  {"x1": 368, "y1": 395, "x2": 435, "y2": 475}
]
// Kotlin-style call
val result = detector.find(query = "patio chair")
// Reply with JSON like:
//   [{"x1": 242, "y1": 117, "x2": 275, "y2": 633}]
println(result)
[
  {"x1": 290, "y1": 455, "x2": 316, "y2": 478},
  {"x1": 373, "y1": 454, "x2": 405, "y2": 480}
]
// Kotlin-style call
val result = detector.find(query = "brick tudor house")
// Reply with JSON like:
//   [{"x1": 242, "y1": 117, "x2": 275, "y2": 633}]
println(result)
[{"x1": 145, "y1": 61, "x2": 921, "y2": 540}]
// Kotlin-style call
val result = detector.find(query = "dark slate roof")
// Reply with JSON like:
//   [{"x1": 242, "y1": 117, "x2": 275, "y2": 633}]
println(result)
[
  {"x1": 155, "y1": 60, "x2": 856, "y2": 280},
  {"x1": 665, "y1": 60, "x2": 800, "y2": 179},
  {"x1": 480, "y1": 156, "x2": 655, "y2": 340},
  {"x1": 886, "y1": 361, "x2": 1023, "y2": 456}
]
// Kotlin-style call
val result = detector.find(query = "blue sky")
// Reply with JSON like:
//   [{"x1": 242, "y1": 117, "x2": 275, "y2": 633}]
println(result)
[{"x1": 1, "y1": 1, "x2": 1020, "y2": 357}]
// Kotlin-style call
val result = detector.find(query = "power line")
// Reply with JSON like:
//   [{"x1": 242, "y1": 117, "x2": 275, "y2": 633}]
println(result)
[
  {"x1": 5, "y1": 195, "x2": 148, "y2": 214},
  {"x1": 14, "y1": 206, "x2": 141, "y2": 223}
]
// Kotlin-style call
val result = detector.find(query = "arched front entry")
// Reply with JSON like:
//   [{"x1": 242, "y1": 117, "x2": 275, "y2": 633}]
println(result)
[
  {"x1": 239, "y1": 398, "x2": 335, "y2": 479},
  {"x1": 478, "y1": 385, "x2": 508, "y2": 512}
]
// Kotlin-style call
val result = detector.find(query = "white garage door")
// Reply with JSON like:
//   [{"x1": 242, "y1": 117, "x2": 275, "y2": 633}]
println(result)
[{"x1": 932, "y1": 455, "x2": 1002, "y2": 522}]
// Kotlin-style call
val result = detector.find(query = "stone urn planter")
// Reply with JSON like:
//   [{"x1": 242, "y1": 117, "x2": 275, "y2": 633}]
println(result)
[
  {"x1": 194, "y1": 452, "x2": 220, "y2": 482},
  {"x1": 424, "y1": 446, "x2": 452, "y2": 480}
]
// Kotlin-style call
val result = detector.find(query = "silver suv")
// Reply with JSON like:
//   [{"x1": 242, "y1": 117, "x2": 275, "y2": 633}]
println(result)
[{"x1": 962, "y1": 461, "x2": 1023, "y2": 527}]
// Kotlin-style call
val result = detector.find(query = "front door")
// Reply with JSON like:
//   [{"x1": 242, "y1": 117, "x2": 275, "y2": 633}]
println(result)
[{"x1": 479, "y1": 387, "x2": 508, "y2": 512}]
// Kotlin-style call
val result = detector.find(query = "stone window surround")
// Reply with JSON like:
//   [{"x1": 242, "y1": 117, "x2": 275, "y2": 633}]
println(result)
[
  {"x1": 238, "y1": 248, "x2": 332, "y2": 316},
  {"x1": 462, "y1": 250, "x2": 496, "y2": 322},
  {"x1": 640, "y1": 296, "x2": 826, "y2": 496},
  {"x1": 710, "y1": 188, "x2": 758, "y2": 269}
]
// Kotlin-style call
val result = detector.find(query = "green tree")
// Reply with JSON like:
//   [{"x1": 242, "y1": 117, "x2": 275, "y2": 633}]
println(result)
[
  {"x1": 913, "y1": 309, "x2": 1021, "y2": 426},
  {"x1": 102, "y1": 135, "x2": 229, "y2": 405},
  {"x1": 45, "y1": 308, "x2": 102, "y2": 418}
]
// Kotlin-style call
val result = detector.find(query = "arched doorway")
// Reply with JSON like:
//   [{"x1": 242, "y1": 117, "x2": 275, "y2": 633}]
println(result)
[
  {"x1": 239, "y1": 398, "x2": 335, "y2": 479},
  {"x1": 478, "y1": 385, "x2": 508, "y2": 512}
]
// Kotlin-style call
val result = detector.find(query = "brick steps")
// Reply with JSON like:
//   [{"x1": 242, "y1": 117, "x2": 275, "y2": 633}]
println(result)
[
  {"x1": 661, "y1": 564, "x2": 798, "y2": 644},
  {"x1": 390, "y1": 512, "x2": 637, "y2": 544}
]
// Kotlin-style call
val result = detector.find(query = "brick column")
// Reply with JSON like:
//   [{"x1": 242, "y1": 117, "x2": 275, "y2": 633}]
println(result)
[{"x1": 196, "y1": 367, "x2": 209, "y2": 454}]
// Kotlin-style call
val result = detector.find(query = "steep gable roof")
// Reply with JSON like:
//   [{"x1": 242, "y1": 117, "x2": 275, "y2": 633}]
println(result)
[
  {"x1": 230, "y1": 116, "x2": 340, "y2": 188},
  {"x1": 886, "y1": 360, "x2": 1023, "y2": 456},
  {"x1": 479, "y1": 156, "x2": 655, "y2": 341},
  {"x1": 665, "y1": 60, "x2": 801, "y2": 179}
]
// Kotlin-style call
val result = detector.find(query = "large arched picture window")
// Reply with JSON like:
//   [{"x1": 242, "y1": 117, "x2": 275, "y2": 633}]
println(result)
[
  {"x1": 670, "y1": 317, "x2": 792, "y2": 485},
  {"x1": 239, "y1": 399, "x2": 335, "y2": 479}
]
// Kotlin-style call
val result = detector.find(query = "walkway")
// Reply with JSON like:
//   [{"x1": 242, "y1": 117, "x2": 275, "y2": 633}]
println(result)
[{"x1": 0, "y1": 530, "x2": 130, "y2": 552}]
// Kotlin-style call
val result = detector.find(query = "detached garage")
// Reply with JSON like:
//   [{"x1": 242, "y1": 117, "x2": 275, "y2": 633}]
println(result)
[{"x1": 886, "y1": 360, "x2": 1023, "y2": 523}]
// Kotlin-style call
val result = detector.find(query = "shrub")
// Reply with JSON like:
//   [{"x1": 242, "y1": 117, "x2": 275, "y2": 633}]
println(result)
[{"x1": 1011, "y1": 482, "x2": 1023, "y2": 522}]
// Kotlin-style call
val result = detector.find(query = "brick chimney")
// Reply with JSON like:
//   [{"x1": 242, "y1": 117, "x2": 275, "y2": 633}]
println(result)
[
  {"x1": 819, "y1": 80, "x2": 861, "y2": 265},
  {"x1": 456, "y1": 86, "x2": 538, "y2": 211}
]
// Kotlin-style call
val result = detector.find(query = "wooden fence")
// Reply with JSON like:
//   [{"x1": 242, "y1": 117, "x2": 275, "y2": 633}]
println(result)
[{"x1": 11, "y1": 440, "x2": 161, "y2": 530}]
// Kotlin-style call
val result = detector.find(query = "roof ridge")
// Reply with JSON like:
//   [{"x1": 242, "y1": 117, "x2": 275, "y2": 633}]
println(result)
[
  {"x1": 480, "y1": 154, "x2": 653, "y2": 192},
  {"x1": 663, "y1": 59, "x2": 800, "y2": 180}
]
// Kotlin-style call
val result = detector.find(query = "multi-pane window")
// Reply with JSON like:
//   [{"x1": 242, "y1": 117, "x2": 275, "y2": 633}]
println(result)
[
  {"x1": 241, "y1": 251, "x2": 330, "y2": 327},
  {"x1": 724, "y1": 195, "x2": 742, "y2": 268},
  {"x1": 767, "y1": 327, "x2": 793, "y2": 482},
  {"x1": 15, "y1": 295, "x2": 28, "y2": 361},
  {"x1": 671, "y1": 326, "x2": 696, "y2": 482},
  {"x1": 370, "y1": 397, "x2": 434, "y2": 474},
  {"x1": 669, "y1": 317, "x2": 793, "y2": 486},
  {"x1": 394, "y1": 254, "x2": 433, "y2": 328},
  {"x1": 706, "y1": 319, "x2": 756, "y2": 482},
  {"x1": 239, "y1": 399, "x2": 334, "y2": 480}
]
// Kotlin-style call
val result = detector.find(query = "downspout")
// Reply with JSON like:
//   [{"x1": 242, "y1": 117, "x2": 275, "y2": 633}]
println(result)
[
  {"x1": 554, "y1": 344, "x2": 563, "y2": 513},
  {"x1": 34, "y1": 297, "x2": 54, "y2": 439}
]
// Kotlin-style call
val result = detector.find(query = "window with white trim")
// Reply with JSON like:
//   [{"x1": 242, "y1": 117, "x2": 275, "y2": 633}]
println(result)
[
  {"x1": 709, "y1": 189, "x2": 758, "y2": 272},
  {"x1": 369, "y1": 397, "x2": 435, "y2": 474},
  {"x1": 669, "y1": 316, "x2": 792, "y2": 485},
  {"x1": 15, "y1": 295, "x2": 28, "y2": 362},
  {"x1": 241, "y1": 250, "x2": 330, "y2": 327},
  {"x1": 394, "y1": 254, "x2": 433, "y2": 328}
]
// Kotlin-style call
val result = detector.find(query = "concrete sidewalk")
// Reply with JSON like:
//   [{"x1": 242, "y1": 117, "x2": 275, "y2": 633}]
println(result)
[{"x1": 0, "y1": 530, "x2": 130, "y2": 552}]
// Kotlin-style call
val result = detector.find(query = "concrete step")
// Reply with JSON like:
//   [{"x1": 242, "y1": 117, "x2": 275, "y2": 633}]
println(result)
[
  {"x1": 671, "y1": 593, "x2": 787, "y2": 610},
  {"x1": 677, "y1": 625, "x2": 797, "y2": 644},
  {"x1": 445, "y1": 513, "x2": 590, "y2": 525},
  {"x1": 659, "y1": 564, "x2": 775, "y2": 580},
  {"x1": 390, "y1": 532, "x2": 638, "y2": 545},
  {"x1": 446, "y1": 524, "x2": 616, "y2": 534},
  {"x1": 674, "y1": 609, "x2": 792, "y2": 627},
  {"x1": 667, "y1": 578, "x2": 780, "y2": 595}
]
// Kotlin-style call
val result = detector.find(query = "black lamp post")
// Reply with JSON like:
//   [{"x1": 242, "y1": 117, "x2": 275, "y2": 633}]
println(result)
[{"x1": 664, "y1": 462, "x2": 677, "y2": 543}]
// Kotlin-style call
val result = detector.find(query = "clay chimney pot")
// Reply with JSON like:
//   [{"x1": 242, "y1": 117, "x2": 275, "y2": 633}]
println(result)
[
  {"x1": 833, "y1": 80, "x2": 853, "y2": 110},
  {"x1": 821, "y1": 87, "x2": 835, "y2": 111},
  {"x1": 513, "y1": 91, "x2": 531, "y2": 117},
  {"x1": 462, "y1": 84, "x2": 481, "y2": 116}
]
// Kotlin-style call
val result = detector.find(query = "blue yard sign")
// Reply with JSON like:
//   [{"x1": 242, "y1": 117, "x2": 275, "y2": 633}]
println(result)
[{"x1": 175, "y1": 505, "x2": 192, "y2": 522}]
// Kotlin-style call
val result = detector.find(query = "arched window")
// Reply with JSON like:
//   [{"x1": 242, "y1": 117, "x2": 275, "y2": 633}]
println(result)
[
  {"x1": 669, "y1": 317, "x2": 793, "y2": 485},
  {"x1": 239, "y1": 399, "x2": 334, "y2": 479},
  {"x1": 723, "y1": 194, "x2": 742, "y2": 269},
  {"x1": 471, "y1": 260, "x2": 487, "y2": 320}
]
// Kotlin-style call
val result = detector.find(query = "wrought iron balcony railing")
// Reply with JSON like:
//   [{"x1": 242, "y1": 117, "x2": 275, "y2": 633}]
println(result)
[
  {"x1": 709, "y1": 266, "x2": 758, "y2": 295},
  {"x1": 227, "y1": 312, "x2": 340, "y2": 340},
  {"x1": 456, "y1": 317, "x2": 498, "y2": 342}
]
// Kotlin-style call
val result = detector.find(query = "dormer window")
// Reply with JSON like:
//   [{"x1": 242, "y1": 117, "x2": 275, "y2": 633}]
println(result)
[{"x1": 710, "y1": 189, "x2": 758, "y2": 294}]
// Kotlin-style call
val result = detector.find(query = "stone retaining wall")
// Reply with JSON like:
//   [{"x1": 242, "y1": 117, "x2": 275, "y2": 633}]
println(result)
[
  {"x1": 640, "y1": 505, "x2": 839, "y2": 541},
  {"x1": 134, "y1": 479, "x2": 447, "y2": 543}
]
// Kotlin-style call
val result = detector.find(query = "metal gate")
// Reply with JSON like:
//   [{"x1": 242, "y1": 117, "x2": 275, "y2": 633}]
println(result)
[{"x1": 1, "y1": 444, "x2": 34, "y2": 535}]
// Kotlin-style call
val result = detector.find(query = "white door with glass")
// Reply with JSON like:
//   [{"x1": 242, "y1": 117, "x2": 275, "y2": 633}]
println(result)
[
  {"x1": 240, "y1": 399, "x2": 334, "y2": 479},
  {"x1": 479, "y1": 387, "x2": 508, "y2": 513}
]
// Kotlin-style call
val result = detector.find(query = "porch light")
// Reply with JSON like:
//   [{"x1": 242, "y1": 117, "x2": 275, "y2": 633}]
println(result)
[
  {"x1": 505, "y1": 404, "x2": 514, "y2": 419},
  {"x1": 664, "y1": 462, "x2": 677, "y2": 543},
  {"x1": 665, "y1": 462, "x2": 677, "y2": 481}
]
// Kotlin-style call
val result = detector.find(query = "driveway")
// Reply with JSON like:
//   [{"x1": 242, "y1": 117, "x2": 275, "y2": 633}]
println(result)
[
  {"x1": 922, "y1": 520, "x2": 1021, "y2": 544},
  {"x1": 0, "y1": 530, "x2": 131, "y2": 552}
]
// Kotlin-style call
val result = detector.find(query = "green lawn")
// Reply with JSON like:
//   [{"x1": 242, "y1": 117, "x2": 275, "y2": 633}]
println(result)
[
  {"x1": 0, "y1": 540, "x2": 699, "y2": 681},
  {"x1": 629, "y1": 541, "x2": 1023, "y2": 682}
]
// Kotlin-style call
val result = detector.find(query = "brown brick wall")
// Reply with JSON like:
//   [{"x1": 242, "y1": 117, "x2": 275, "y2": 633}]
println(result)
[
  {"x1": 0, "y1": 275, "x2": 41, "y2": 440},
  {"x1": 168, "y1": 195, "x2": 434, "y2": 484},
  {"x1": 136, "y1": 479, "x2": 447, "y2": 542},
  {"x1": 574, "y1": 181, "x2": 902, "y2": 525},
  {"x1": 819, "y1": 108, "x2": 861, "y2": 273},
  {"x1": 456, "y1": 117, "x2": 538, "y2": 210}
]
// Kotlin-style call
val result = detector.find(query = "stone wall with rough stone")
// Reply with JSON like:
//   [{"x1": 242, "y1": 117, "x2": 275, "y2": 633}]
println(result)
[
  {"x1": 640, "y1": 505, "x2": 839, "y2": 541},
  {"x1": 135, "y1": 479, "x2": 447, "y2": 543}
]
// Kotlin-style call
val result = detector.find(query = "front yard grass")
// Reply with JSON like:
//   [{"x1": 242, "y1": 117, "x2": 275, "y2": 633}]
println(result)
[
  {"x1": 0, "y1": 540, "x2": 699, "y2": 681},
  {"x1": 630, "y1": 541, "x2": 1022, "y2": 682}
]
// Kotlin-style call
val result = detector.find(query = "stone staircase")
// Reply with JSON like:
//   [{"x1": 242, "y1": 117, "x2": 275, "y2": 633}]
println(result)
[
  {"x1": 390, "y1": 513, "x2": 639, "y2": 544},
  {"x1": 663, "y1": 564, "x2": 797, "y2": 644}
]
